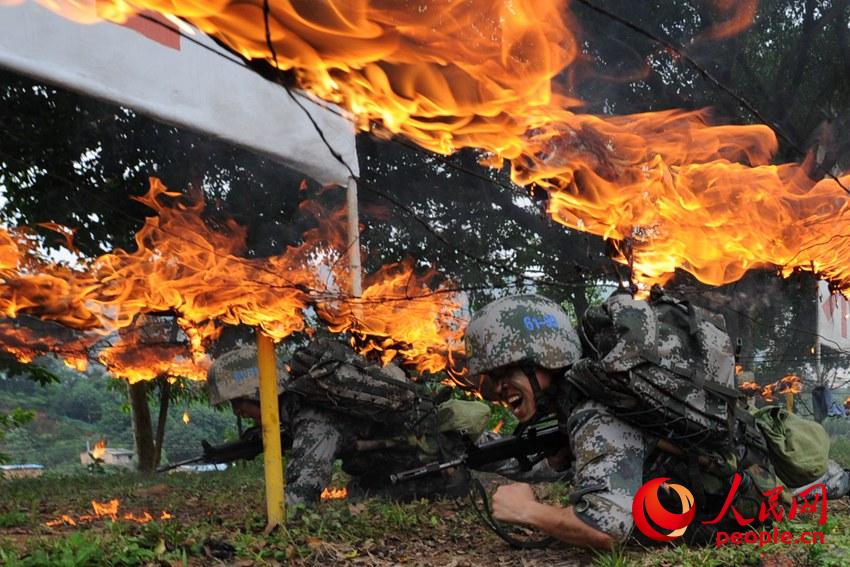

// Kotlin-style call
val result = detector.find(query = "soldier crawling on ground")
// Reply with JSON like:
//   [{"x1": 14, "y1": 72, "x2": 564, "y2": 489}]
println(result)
[
  {"x1": 206, "y1": 337, "x2": 489, "y2": 506},
  {"x1": 464, "y1": 291, "x2": 850, "y2": 549}
]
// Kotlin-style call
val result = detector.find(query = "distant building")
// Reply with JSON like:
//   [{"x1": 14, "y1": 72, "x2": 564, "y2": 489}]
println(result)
[
  {"x1": 80, "y1": 448, "x2": 135, "y2": 468},
  {"x1": 0, "y1": 464, "x2": 44, "y2": 479}
]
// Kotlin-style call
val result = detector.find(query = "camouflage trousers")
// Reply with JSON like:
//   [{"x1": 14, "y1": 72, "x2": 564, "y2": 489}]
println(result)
[{"x1": 285, "y1": 405, "x2": 469, "y2": 505}]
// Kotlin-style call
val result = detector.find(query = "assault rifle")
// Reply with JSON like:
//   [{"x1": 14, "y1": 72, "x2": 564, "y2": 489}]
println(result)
[
  {"x1": 156, "y1": 427, "x2": 265, "y2": 473},
  {"x1": 390, "y1": 421, "x2": 566, "y2": 484},
  {"x1": 391, "y1": 420, "x2": 567, "y2": 550}
]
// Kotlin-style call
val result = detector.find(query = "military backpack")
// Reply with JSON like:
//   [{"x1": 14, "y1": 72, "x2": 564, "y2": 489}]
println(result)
[
  {"x1": 571, "y1": 288, "x2": 829, "y2": 488},
  {"x1": 571, "y1": 288, "x2": 745, "y2": 452},
  {"x1": 287, "y1": 338, "x2": 436, "y2": 433}
]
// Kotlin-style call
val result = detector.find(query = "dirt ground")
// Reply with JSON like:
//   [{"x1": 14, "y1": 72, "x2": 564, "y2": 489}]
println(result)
[{"x1": 1, "y1": 465, "x2": 848, "y2": 566}]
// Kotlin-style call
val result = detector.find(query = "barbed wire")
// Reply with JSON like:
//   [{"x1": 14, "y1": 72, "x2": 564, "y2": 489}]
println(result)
[{"x1": 4, "y1": 4, "x2": 848, "y2": 367}]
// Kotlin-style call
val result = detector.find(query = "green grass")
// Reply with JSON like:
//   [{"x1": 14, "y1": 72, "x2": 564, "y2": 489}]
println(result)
[
  {"x1": 4, "y1": 445, "x2": 850, "y2": 566},
  {"x1": 0, "y1": 462, "x2": 490, "y2": 565},
  {"x1": 830, "y1": 437, "x2": 850, "y2": 468}
]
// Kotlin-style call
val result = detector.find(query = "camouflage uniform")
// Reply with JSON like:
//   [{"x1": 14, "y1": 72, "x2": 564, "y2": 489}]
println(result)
[
  {"x1": 282, "y1": 401, "x2": 468, "y2": 505},
  {"x1": 209, "y1": 342, "x2": 478, "y2": 506},
  {"x1": 566, "y1": 399, "x2": 650, "y2": 542},
  {"x1": 466, "y1": 292, "x2": 850, "y2": 546}
]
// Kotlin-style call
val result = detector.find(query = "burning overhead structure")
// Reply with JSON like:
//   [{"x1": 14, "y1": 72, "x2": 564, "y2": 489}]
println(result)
[
  {"x1": 0, "y1": 179, "x2": 466, "y2": 381},
  {"x1": 15, "y1": 0, "x2": 850, "y2": 295}
]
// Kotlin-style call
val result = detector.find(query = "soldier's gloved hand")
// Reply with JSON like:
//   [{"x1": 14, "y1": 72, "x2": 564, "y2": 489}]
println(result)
[
  {"x1": 290, "y1": 341, "x2": 323, "y2": 377},
  {"x1": 201, "y1": 440, "x2": 226, "y2": 463},
  {"x1": 290, "y1": 338, "x2": 361, "y2": 378}
]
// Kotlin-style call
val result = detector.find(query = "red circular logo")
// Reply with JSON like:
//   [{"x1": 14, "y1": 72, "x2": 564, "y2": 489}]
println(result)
[{"x1": 632, "y1": 477, "x2": 696, "y2": 541}]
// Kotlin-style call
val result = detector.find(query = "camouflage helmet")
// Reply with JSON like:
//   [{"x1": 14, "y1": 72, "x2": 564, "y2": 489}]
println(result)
[
  {"x1": 464, "y1": 294, "x2": 581, "y2": 376},
  {"x1": 207, "y1": 345, "x2": 289, "y2": 406}
]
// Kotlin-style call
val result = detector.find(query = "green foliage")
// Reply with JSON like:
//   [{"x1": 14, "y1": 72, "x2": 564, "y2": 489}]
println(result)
[
  {"x1": 0, "y1": 355, "x2": 61, "y2": 386},
  {"x1": 0, "y1": 511, "x2": 26, "y2": 528},
  {"x1": 830, "y1": 437, "x2": 850, "y2": 469},
  {"x1": 593, "y1": 546, "x2": 634, "y2": 567},
  {"x1": 0, "y1": 408, "x2": 34, "y2": 464},
  {"x1": 0, "y1": 372, "x2": 234, "y2": 467}
]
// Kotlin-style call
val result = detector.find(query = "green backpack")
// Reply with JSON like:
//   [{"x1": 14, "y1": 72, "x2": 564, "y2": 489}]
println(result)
[{"x1": 753, "y1": 406, "x2": 830, "y2": 487}]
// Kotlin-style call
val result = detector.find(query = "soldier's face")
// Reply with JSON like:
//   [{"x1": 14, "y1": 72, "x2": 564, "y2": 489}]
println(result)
[
  {"x1": 231, "y1": 399, "x2": 261, "y2": 422},
  {"x1": 491, "y1": 366, "x2": 551, "y2": 423}
]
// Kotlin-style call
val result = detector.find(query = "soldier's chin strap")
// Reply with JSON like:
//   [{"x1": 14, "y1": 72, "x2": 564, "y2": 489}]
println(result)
[{"x1": 518, "y1": 360, "x2": 562, "y2": 426}]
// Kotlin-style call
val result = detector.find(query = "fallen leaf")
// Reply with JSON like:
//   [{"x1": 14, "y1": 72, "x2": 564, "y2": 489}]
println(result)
[{"x1": 306, "y1": 536, "x2": 325, "y2": 549}]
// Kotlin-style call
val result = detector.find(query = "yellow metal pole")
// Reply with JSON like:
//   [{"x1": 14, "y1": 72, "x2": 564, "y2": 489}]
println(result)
[
  {"x1": 256, "y1": 331, "x2": 284, "y2": 529},
  {"x1": 785, "y1": 391, "x2": 794, "y2": 412}
]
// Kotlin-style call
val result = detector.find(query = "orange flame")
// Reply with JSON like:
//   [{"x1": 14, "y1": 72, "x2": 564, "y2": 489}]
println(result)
[
  {"x1": 491, "y1": 419, "x2": 504, "y2": 434},
  {"x1": 44, "y1": 498, "x2": 171, "y2": 527},
  {"x1": 761, "y1": 382, "x2": 777, "y2": 402},
  {"x1": 91, "y1": 438, "x2": 107, "y2": 460},
  {"x1": 13, "y1": 3, "x2": 840, "y2": 379},
  {"x1": 1, "y1": 179, "x2": 465, "y2": 379},
  {"x1": 91, "y1": 498, "x2": 119, "y2": 518},
  {"x1": 23, "y1": 1, "x2": 850, "y2": 295},
  {"x1": 320, "y1": 487, "x2": 348, "y2": 500},
  {"x1": 182, "y1": 411, "x2": 190, "y2": 424},
  {"x1": 739, "y1": 381, "x2": 760, "y2": 396},
  {"x1": 700, "y1": 0, "x2": 759, "y2": 41},
  {"x1": 317, "y1": 260, "x2": 466, "y2": 381},
  {"x1": 45, "y1": 515, "x2": 77, "y2": 528},
  {"x1": 777, "y1": 374, "x2": 802, "y2": 396},
  {"x1": 760, "y1": 374, "x2": 802, "y2": 402}
]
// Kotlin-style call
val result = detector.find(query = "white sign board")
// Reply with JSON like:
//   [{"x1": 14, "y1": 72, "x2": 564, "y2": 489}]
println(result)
[
  {"x1": 817, "y1": 280, "x2": 850, "y2": 351},
  {"x1": 0, "y1": 1, "x2": 358, "y2": 186}
]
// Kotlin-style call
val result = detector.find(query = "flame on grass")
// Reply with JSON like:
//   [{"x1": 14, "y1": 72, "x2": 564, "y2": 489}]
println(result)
[
  {"x1": 45, "y1": 499, "x2": 171, "y2": 527},
  {"x1": 320, "y1": 487, "x2": 348, "y2": 500}
]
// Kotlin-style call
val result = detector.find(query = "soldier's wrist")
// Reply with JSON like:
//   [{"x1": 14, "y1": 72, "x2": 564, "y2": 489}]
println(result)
[{"x1": 520, "y1": 500, "x2": 551, "y2": 528}]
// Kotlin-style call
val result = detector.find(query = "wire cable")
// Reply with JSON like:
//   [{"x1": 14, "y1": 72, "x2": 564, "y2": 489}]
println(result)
[{"x1": 573, "y1": 0, "x2": 850, "y2": 196}]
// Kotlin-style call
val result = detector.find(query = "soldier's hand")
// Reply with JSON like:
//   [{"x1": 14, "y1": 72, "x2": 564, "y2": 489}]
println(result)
[
  {"x1": 201, "y1": 440, "x2": 224, "y2": 463},
  {"x1": 491, "y1": 482, "x2": 539, "y2": 525},
  {"x1": 546, "y1": 447, "x2": 573, "y2": 472},
  {"x1": 290, "y1": 338, "x2": 363, "y2": 377}
]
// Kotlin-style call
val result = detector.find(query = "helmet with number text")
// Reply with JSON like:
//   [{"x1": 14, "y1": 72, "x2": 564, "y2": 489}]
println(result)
[{"x1": 464, "y1": 295, "x2": 581, "y2": 376}]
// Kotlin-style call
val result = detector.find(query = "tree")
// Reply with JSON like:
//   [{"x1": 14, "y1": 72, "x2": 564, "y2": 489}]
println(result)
[
  {"x1": 0, "y1": 354, "x2": 60, "y2": 463},
  {"x1": 0, "y1": 69, "x2": 313, "y2": 472},
  {"x1": 2, "y1": 1, "x2": 849, "y2": 447}
]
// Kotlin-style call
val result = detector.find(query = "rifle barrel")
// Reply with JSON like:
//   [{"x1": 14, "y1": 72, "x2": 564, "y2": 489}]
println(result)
[{"x1": 156, "y1": 456, "x2": 205, "y2": 473}]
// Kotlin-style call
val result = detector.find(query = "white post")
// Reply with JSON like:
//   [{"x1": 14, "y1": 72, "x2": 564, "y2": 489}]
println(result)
[{"x1": 346, "y1": 176, "x2": 362, "y2": 298}]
